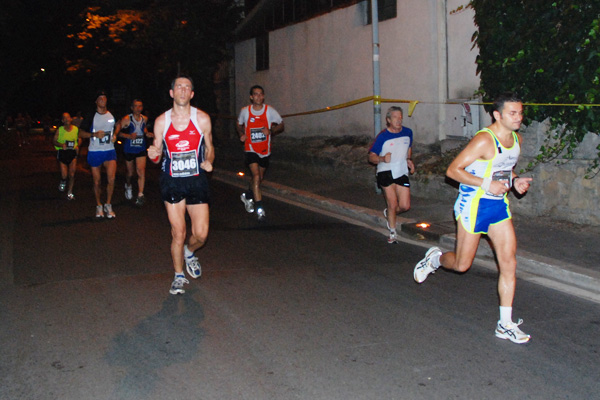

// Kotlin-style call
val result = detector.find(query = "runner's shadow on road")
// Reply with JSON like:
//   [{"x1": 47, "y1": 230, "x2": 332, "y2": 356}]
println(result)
[{"x1": 105, "y1": 289, "x2": 205, "y2": 398}]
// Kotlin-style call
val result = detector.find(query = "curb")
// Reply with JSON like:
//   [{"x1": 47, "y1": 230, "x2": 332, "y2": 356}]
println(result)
[{"x1": 213, "y1": 169, "x2": 600, "y2": 303}]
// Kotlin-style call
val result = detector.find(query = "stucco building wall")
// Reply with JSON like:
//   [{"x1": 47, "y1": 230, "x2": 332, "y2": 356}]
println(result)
[{"x1": 233, "y1": 0, "x2": 481, "y2": 142}]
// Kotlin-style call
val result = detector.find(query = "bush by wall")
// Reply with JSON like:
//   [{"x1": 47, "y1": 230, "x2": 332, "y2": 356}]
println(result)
[{"x1": 471, "y1": 1, "x2": 600, "y2": 177}]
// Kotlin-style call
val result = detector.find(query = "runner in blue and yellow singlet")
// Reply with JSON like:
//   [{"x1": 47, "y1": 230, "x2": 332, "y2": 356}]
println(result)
[{"x1": 414, "y1": 92, "x2": 533, "y2": 344}]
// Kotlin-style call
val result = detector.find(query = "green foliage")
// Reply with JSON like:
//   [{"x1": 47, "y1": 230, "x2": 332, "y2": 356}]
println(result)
[
  {"x1": 1, "y1": 0, "x2": 242, "y2": 119},
  {"x1": 67, "y1": 0, "x2": 242, "y2": 114},
  {"x1": 471, "y1": 0, "x2": 600, "y2": 178}
]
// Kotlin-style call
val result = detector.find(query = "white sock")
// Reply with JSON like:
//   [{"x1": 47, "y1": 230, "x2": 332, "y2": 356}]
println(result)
[
  {"x1": 431, "y1": 252, "x2": 442, "y2": 268},
  {"x1": 184, "y1": 245, "x2": 194, "y2": 259},
  {"x1": 175, "y1": 272, "x2": 185, "y2": 279},
  {"x1": 499, "y1": 306, "x2": 512, "y2": 325}
]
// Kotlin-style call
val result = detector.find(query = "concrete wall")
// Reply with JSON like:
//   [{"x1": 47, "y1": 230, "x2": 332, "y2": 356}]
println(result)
[
  {"x1": 446, "y1": 0, "x2": 479, "y2": 100},
  {"x1": 233, "y1": 0, "x2": 481, "y2": 143},
  {"x1": 511, "y1": 122, "x2": 600, "y2": 225},
  {"x1": 232, "y1": 1, "x2": 600, "y2": 226},
  {"x1": 412, "y1": 121, "x2": 600, "y2": 226}
]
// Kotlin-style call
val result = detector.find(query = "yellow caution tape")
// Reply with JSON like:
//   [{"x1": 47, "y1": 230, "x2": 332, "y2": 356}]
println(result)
[
  {"x1": 282, "y1": 96, "x2": 373, "y2": 118},
  {"x1": 211, "y1": 97, "x2": 600, "y2": 121}
]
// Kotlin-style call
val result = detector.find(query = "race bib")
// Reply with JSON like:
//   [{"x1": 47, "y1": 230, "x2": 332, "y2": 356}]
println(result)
[
  {"x1": 489, "y1": 170, "x2": 512, "y2": 197},
  {"x1": 99, "y1": 131, "x2": 111, "y2": 144},
  {"x1": 171, "y1": 150, "x2": 199, "y2": 177},
  {"x1": 66, "y1": 141, "x2": 75, "y2": 149},
  {"x1": 250, "y1": 127, "x2": 267, "y2": 143},
  {"x1": 131, "y1": 136, "x2": 144, "y2": 146}
]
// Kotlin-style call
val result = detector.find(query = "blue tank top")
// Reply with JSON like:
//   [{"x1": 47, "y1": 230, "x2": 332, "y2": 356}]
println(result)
[{"x1": 123, "y1": 114, "x2": 147, "y2": 154}]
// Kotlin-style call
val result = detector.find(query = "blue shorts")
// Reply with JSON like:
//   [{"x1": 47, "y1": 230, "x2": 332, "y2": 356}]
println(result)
[
  {"x1": 455, "y1": 197, "x2": 511, "y2": 234},
  {"x1": 87, "y1": 150, "x2": 117, "y2": 167}
]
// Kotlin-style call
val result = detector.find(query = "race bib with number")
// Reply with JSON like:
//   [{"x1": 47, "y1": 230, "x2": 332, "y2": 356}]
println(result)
[
  {"x1": 131, "y1": 136, "x2": 144, "y2": 146},
  {"x1": 250, "y1": 127, "x2": 267, "y2": 143},
  {"x1": 66, "y1": 141, "x2": 75, "y2": 149},
  {"x1": 489, "y1": 170, "x2": 512, "y2": 197},
  {"x1": 171, "y1": 150, "x2": 199, "y2": 177},
  {"x1": 99, "y1": 131, "x2": 112, "y2": 144}
]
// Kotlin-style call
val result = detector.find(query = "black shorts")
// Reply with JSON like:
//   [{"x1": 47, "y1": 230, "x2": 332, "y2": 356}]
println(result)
[
  {"x1": 245, "y1": 152, "x2": 270, "y2": 168},
  {"x1": 124, "y1": 149, "x2": 147, "y2": 162},
  {"x1": 57, "y1": 149, "x2": 77, "y2": 165},
  {"x1": 160, "y1": 172, "x2": 210, "y2": 205},
  {"x1": 377, "y1": 171, "x2": 410, "y2": 188}
]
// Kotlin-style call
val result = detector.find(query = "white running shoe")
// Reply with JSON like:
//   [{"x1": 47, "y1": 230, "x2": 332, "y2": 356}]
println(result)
[
  {"x1": 59, "y1": 180, "x2": 66, "y2": 192},
  {"x1": 103, "y1": 203, "x2": 116, "y2": 219},
  {"x1": 495, "y1": 319, "x2": 531, "y2": 344},
  {"x1": 169, "y1": 276, "x2": 189, "y2": 295},
  {"x1": 240, "y1": 193, "x2": 254, "y2": 213},
  {"x1": 388, "y1": 231, "x2": 398, "y2": 244},
  {"x1": 95, "y1": 205, "x2": 104, "y2": 218},
  {"x1": 125, "y1": 183, "x2": 133, "y2": 200},
  {"x1": 413, "y1": 247, "x2": 442, "y2": 283},
  {"x1": 185, "y1": 256, "x2": 202, "y2": 279},
  {"x1": 257, "y1": 207, "x2": 266, "y2": 221},
  {"x1": 67, "y1": 193, "x2": 75, "y2": 201}
]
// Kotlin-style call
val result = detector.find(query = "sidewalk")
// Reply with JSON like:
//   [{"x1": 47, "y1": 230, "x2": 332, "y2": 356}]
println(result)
[{"x1": 213, "y1": 139, "x2": 600, "y2": 303}]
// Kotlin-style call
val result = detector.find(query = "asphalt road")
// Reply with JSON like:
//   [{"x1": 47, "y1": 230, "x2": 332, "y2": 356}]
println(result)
[{"x1": 1, "y1": 134, "x2": 598, "y2": 400}]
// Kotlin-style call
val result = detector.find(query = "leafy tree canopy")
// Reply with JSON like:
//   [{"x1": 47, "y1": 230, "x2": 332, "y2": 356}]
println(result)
[
  {"x1": 2, "y1": 0, "x2": 241, "y2": 121},
  {"x1": 67, "y1": 0, "x2": 241, "y2": 115},
  {"x1": 471, "y1": 0, "x2": 600, "y2": 177}
]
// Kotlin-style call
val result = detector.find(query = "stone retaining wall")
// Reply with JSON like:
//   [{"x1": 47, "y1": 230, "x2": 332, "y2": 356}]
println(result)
[{"x1": 269, "y1": 130, "x2": 600, "y2": 226}]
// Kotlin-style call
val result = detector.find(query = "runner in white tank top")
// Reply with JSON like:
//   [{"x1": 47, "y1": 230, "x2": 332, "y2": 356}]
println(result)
[{"x1": 413, "y1": 93, "x2": 534, "y2": 344}]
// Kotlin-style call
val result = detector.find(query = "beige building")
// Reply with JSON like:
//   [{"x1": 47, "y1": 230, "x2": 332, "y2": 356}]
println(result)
[
  {"x1": 231, "y1": 0, "x2": 487, "y2": 143},
  {"x1": 229, "y1": 1, "x2": 600, "y2": 225}
]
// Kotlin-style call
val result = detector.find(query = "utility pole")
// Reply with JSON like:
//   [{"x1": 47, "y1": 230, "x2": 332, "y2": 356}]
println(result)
[
  {"x1": 371, "y1": 0, "x2": 382, "y2": 194},
  {"x1": 371, "y1": 0, "x2": 381, "y2": 137}
]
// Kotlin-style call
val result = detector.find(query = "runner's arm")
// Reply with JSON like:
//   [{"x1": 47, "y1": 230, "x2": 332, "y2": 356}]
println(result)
[
  {"x1": 148, "y1": 114, "x2": 164, "y2": 163},
  {"x1": 52, "y1": 128, "x2": 64, "y2": 149},
  {"x1": 270, "y1": 121, "x2": 285, "y2": 136},
  {"x1": 407, "y1": 147, "x2": 415, "y2": 174},
  {"x1": 447, "y1": 133, "x2": 508, "y2": 196},
  {"x1": 116, "y1": 116, "x2": 131, "y2": 139},
  {"x1": 198, "y1": 110, "x2": 214, "y2": 172}
]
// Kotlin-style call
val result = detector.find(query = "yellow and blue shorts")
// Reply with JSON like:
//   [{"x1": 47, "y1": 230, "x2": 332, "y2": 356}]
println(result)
[{"x1": 454, "y1": 195, "x2": 511, "y2": 234}]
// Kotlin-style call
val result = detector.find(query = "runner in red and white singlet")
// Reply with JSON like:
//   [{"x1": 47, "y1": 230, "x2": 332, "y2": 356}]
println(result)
[
  {"x1": 148, "y1": 75, "x2": 215, "y2": 295},
  {"x1": 236, "y1": 85, "x2": 284, "y2": 221}
]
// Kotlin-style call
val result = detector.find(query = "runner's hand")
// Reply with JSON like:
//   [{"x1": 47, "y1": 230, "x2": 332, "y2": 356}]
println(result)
[
  {"x1": 408, "y1": 159, "x2": 415, "y2": 174},
  {"x1": 148, "y1": 145, "x2": 161, "y2": 163},
  {"x1": 201, "y1": 161, "x2": 213, "y2": 172},
  {"x1": 514, "y1": 177, "x2": 532, "y2": 194},
  {"x1": 489, "y1": 180, "x2": 509, "y2": 196}
]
